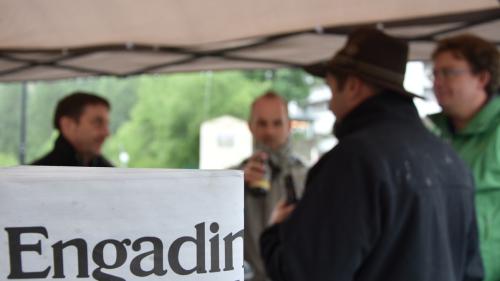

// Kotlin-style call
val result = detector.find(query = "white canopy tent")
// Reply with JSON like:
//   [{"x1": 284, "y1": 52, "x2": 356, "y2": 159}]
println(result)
[{"x1": 0, "y1": 0, "x2": 499, "y2": 82}]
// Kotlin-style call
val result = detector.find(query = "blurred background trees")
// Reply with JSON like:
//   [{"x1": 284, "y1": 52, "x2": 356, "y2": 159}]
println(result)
[{"x1": 0, "y1": 69, "x2": 318, "y2": 168}]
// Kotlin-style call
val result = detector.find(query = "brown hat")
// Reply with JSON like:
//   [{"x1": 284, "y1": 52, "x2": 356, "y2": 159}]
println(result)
[{"x1": 305, "y1": 28, "x2": 420, "y2": 98}]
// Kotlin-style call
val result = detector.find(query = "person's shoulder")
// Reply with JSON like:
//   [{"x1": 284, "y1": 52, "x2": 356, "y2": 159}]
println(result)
[
  {"x1": 320, "y1": 137, "x2": 377, "y2": 168},
  {"x1": 95, "y1": 156, "x2": 114, "y2": 167},
  {"x1": 30, "y1": 157, "x2": 46, "y2": 166},
  {"x1": 30, "y1": 152, "x2": 55, "y2": 166}
]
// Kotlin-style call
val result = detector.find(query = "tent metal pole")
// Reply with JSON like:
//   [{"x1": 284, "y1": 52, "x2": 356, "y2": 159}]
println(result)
[{"x1": 19, "y1": 82, "x2": 27, "y2": 165}]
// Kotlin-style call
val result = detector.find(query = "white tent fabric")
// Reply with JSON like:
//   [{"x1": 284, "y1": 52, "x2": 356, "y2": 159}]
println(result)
[{"x1": 0, "y1": 0, "x2": 498, "y2": 82}]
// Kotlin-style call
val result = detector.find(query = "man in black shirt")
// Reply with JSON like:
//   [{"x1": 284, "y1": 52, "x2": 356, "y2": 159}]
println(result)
[{"x1": 32, "y1": 92, "x2": 113, "y2": 167}]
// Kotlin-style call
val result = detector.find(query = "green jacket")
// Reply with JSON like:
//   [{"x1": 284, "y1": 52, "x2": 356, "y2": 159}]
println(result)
[{"x1": 430, "y1": 95, "x2": 500, "y2": 281}]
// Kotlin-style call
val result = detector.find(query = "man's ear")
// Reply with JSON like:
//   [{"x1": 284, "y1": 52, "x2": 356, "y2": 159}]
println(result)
[
  {"x1": 345, "y1": 76, "x2": 363, "y2": 100},
  {"x1": 348, "y1": 76, "x2": 376, "y2": 105},
  {"x1": 248, "y1": 120, "x2": 255, "y2": 135},
  {"x1": 59, "y1": 116, "x2": 76, "y2": 137},
  {"x1": 286, "y1": 117, "x2": 292, "y2": 132},
  {"x1": 477, "y1": 70, "x2": 491, "y2": 91}
]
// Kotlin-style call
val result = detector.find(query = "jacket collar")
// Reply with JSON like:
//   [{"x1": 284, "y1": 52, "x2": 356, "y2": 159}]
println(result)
[
  {"x1": 53, "y1": 135, "x2": 79, "y2": 160},
  {"x1": 53, "y1": 135, "x2": 93, "y2": 166},
  {"x1": 334, "y1": 91, "x2": 419, "y2": 140}
]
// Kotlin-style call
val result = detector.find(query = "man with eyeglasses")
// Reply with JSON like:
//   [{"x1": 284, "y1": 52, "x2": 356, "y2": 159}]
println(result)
[{"x1": 429, "y1": 34, "x2": 500, "y2": 281}]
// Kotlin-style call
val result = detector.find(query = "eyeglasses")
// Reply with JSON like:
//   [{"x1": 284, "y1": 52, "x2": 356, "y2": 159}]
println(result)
[{"x1": 428, "y1": 68, "x2": 471, "y2": 81}]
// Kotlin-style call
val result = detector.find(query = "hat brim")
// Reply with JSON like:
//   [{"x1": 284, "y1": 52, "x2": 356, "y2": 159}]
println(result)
[
  {"x1": 303, "y1": 62, "x2": 329, "y2": 78},
  {"x1": 304, "y1": 62, "x2": 424, "y2": 100}
]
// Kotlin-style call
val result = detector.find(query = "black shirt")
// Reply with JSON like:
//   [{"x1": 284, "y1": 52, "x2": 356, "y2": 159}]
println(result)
[{"x1": 31, "y1": 135, "x2": 113, "y2": 167}]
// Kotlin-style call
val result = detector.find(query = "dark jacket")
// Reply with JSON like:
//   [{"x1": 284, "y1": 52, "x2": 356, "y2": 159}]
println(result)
[
  {"x1": 261, "y1": 92, "x2": 483, "y2": 281},
  {"x1": 31, "y1": 135, "x2": 113, "y2": 167}
]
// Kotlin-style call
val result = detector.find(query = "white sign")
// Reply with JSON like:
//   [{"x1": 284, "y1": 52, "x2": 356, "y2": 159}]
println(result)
[{"x1": 0, "y1": 166, "x2": 244, "y2": 281}]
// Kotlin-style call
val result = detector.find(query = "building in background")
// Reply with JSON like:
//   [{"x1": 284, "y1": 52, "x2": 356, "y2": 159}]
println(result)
[{"x1": 199, "y1": 115, "x2": 253, "y2": 169}]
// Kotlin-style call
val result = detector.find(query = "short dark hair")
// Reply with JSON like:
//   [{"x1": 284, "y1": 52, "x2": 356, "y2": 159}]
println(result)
[
  {"x1": 432, "y1": 34, "x2": 499, "y2": 96},
  {"x1": 53, "y1": 92, "x2": 110, "y2": 130},
  {"x1": 250, "y1": 91, "x2": 289, "y2": 120}
]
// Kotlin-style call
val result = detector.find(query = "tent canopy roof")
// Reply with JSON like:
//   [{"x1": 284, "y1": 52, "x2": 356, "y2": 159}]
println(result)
[{"x1": 0, "y1": 0, "x2": 498, "y2": 82}]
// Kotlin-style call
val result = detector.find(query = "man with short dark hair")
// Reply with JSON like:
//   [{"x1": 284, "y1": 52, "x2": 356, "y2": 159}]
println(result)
[
  {"x1": 32, "y1": 92, "x2": 113, "y2": 167},
  {"x1": 239, "y1": 91, "x2": 308, "y2": 281},
  {"x1": 429, "y1": 34, "x2": 500, "y2": 281},
  {"x1": 260, "y1": 28, "x2": 483, "y2": 281}
]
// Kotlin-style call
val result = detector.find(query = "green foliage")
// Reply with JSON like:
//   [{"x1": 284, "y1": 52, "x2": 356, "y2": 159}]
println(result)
[
  {"x1": 0, "y1": 153, "x2": 17, "y2": 167},
  {"x1": 243, "y1": 68, "x2": 321, "y2": 103},
  {"x1": 0, "y1": 84, "x2": 22, "y2": 160},
  {"x1": 105, "y1": 71, "x2": 269, "y2": 168}
]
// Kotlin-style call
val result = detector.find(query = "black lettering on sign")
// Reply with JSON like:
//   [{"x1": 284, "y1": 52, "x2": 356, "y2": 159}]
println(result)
[
  {"x1": 5, "y1": 227, "x2": 51, "y2": 279},
  {"x1": 168, "y1": 222, "x2": 207, "y2": 275},
  {"x1": 52, "y1": 238, "x2": 89, "y2": 278},
  {"x1": 130, "y1": 237, "x2": 168, "y2": 277},
  {"x1": 3, "y1": 222, "x2": 243, "y2": 280}
]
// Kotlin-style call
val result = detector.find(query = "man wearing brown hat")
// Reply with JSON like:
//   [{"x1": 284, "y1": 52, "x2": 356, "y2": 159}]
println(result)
[{"x1": 260, "y1": 28, "x2": 483, "y2": 281}]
